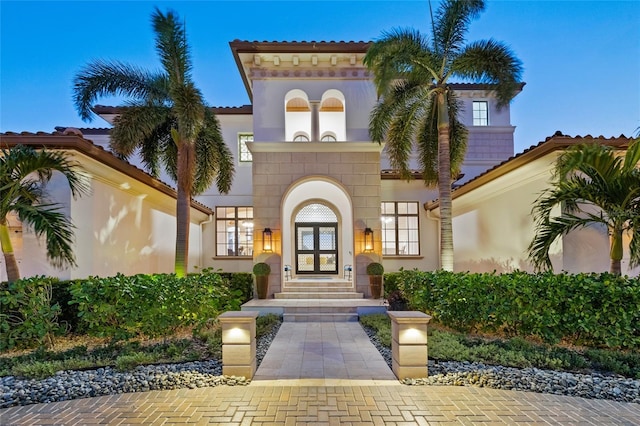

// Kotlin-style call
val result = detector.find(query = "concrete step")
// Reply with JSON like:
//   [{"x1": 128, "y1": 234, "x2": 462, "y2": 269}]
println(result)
[
  {"x1": 274, "y1": 292, "x2": 364, "y2": 299},
  {"x1": 280, "y1": 286, "x2": 355, "y2": 293},
  {"x1": 283, "y1": 312, "x2": 359, "y2": 322},
  {"x1": 284, "y1": 282, "x2": 353, "y2": 289},
  {"x1": 284, "y1": 306, "x2": 358, "y2": 314}
]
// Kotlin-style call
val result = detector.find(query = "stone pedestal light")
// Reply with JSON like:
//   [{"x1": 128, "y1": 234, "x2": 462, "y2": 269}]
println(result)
[
  {"x1": 387, "y1": 311, "x2": 432, "y2": 379},
  {"x1": 219, "y1": 311, "x2": 259, "y2": 379}
]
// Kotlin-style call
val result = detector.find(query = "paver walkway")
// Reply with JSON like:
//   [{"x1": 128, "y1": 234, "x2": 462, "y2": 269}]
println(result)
[
  {"x1": 1, "y1": 321, "x2": 639, "y2": 425},
  {"x1": 252, "y1": 322, "x2": 398, "y2": 384}
]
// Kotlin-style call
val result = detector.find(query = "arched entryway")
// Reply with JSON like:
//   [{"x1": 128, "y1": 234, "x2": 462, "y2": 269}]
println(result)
[{"x1": 282, "y1": 177, "x2": 354, "y2": 281}]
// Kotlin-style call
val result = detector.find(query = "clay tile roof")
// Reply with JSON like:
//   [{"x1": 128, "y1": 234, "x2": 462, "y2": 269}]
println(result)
[
  {"x1": 229, "y1": 40, "x2": 371, "y2": 52},
  {"x1": 92, "y1": 105, "x2": 252, "y2": 116},
  {"x1": 424, "y1": 131, "x2": 635, "y2": 211},
  {"x1": 0, "y1": 130, "x2": 212, "y2": 214}
]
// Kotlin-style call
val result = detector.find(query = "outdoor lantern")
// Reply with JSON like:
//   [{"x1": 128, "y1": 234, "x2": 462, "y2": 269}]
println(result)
[
  {"x1": 364, "y1": 227, "x2": 374, "y2": 252},
  {"x1": 263, "y1": 228, "x2": 273, "y2": 253}
]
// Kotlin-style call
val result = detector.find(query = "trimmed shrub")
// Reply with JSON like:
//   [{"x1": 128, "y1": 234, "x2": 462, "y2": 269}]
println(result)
[
  {"x1": 396, "y1": 270, "x2": 640, "y2": 349},
  {"x1": 0, "y1": 276, "x2": 62, "y2": 350},
  {"x1": 70, "y1": 269, "x2": 243, "y2": 341}
]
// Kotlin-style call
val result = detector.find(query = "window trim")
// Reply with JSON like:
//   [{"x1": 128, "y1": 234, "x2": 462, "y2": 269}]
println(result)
[
  {"x1": 238, "y1": 133, "x2": 253, "y2": 162},
  {"x1": 215, "y1": 206, "x2": 254, "y2": 257},
  {"x1": 472, "y1": 100, "x2": 489, "y2": 126},
  {"x1": 381, "y1": 201, "x2": 420, "y2": 257}
]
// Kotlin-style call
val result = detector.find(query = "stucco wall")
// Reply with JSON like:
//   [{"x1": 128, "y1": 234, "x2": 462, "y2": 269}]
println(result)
[
  {"x1": 450, "y1": 153, "x2": 639, "y2": 277},
  {"x1": 251, "y1": 79, "x2": 376, "y2": 142},
  {"x1": 3, "y1": 152, "x2": 211, "y2": 281}
]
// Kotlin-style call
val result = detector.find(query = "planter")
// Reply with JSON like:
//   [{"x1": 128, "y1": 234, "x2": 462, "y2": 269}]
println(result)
[
  {"x1": 256, "y1": 275, "x2": 269, "y2": 299},
  {"x1": 253, "y1": 262, "x2": 271, "y2": 299},
  {"x1": 369, "y1": 275, "x2": 383, "y2": 299}
]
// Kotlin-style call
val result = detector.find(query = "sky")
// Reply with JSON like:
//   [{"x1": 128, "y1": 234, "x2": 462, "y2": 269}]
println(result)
[{"x1": 1, "y1": 0, "x2": 638, "y2": 154}]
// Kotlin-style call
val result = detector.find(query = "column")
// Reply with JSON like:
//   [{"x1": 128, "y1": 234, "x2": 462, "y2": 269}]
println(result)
[
  {"x1": 219, "y1": 311, "x2": 259, "y2": 378},
  {"x1": 310, "y1": 101, "x2": 320, "y2": 141},
  {"x1": 387, "y1": 311, "x2": 432, "y2": 379}
]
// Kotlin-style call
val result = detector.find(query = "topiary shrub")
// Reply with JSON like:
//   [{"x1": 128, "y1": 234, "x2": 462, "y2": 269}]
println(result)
[
  {"x1": 252, "y1": 262, "x2": 271, "y2": 276},
  {"x1": 366, "y1": 262, "x2": 384, "y2": 276}
]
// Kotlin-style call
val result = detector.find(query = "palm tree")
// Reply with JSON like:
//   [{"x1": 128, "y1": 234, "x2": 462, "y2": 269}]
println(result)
[
  {"x1": 364, "y1": 0, "x2": 522, "y2": 271},
  {"x1": 73, "y1": 8, "x2": 234, "y2": 277},
  {"x1": 528, "y1": 140, "x2": 640, "y2": 275},
  {"x1": 0, "y1": 146, "x2": 89, "y2": 283}
]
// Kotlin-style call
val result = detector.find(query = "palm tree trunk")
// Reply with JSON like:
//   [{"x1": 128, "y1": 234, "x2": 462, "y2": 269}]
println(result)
[
  {"x1": 609, "y1": 228, "x2": 623, "y2": 275},
  {"x1": 174, "y1": 142, "x2": 195, "y2": 278},
  {"x1": 437, "y1": 90, "x2": 454, "y2": 272},
  {"x1": 0, "y1": 221, "x2": 20, "y2": 283}
]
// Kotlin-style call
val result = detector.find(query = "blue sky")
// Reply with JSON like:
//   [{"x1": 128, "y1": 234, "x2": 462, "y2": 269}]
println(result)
[{"x1": 1, "y1": 1, "x2": 638, "y2": 153}]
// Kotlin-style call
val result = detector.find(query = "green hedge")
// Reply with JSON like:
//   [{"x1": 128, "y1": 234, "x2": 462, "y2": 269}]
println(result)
[
  {"x1": 396, "y1": 270, "x2": 640, "y2": 349},
  {"x1": 0, "y1": 276, "x2": 62, "y2": 350},
  {"x1": 69, "y1": 270, "x2": 244, "y2": 340},
  {"x1": 1, "y1": 271, "x2": 252, "y2": 349}
]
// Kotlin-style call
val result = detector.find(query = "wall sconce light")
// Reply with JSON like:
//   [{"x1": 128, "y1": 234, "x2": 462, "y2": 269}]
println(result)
[
  {"x1": 364, "y1": 227, "x2": 374, "y2": 252},
  {"x1": 263, "y1": 228, "x2": 273, "y2": 253}
]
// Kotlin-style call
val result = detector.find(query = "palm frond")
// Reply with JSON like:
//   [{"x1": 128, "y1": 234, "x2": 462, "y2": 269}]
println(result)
[
  {"x1": 171, "y1": 82, "x2": 205, "y2": 142},
  {"x1": 452, "y1": 39, "x2": 523, "y2": 107},
  {"x1": 152, "y1": 8, "x2": 191, "y2": 88},
  {"x1": 622, "y1": 138, "x2": 640, "y2": 173},
  {"x1": 629, "y1": 221, "x2": 640, "y2": 268},
  {"x1": 140, "y1": 117, "x2": 174, "y2": 178},
  {"x1": 369, "y1": 79, "x2": 431, "y2": 180},
  {"x1": 73, "y1": 60, "x2": 167, "y2": 121},
  {"x1": 13, "y1": 203, "x2": 77, "y2": 268},
  {"x1": 433, "y1": 0, "x2": 485, "y2": 57},
  {"x1": 415, "y1": 90, "x2": 467, "y2": 185},
  {"x1": 192, "y1": 109, "x2": 235, "y2": 195},
  {"x1": 364, "y1": 28, "x2": 438, "y2": 97},
  {"x1": 110, "y1": 104, "x2": 171, "y2": 159},
  {"x1": 528, "y1": 213, "x2": 603, "y2": 271}
]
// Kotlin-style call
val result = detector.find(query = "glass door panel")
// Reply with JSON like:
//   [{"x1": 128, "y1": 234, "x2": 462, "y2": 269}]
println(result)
[{"x1": 295, "y1": 223, "x2": 338, "y2": 274}]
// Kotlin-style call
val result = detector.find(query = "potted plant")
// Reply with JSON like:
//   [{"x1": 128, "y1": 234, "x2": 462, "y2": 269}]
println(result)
[
  {"x1": 253, "y1": 262, "x2": 271, "y2": 299},
  {"x1": 366, "y1": 262, "x2": 384, "y2": 299}
]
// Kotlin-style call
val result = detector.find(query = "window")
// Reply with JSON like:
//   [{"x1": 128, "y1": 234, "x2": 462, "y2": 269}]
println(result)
[
  {"x1": 381, "y1": 202, "x2": 419, "y2": 256},
  {"x1": 216, "y1": 207, "x2": 254, "y2": 256},
  {"x1": 239, "y1": 134, "x2": 253, "y2": 162},
  {"x1": 293, "y1": 134, "x2": 310, "y2": 142},
  {"x1": 472, "y1": 101, "x2": 489, "y2": 126},
  {"x1": 321, "y1": 133, "x2": 337, "y2": 142}
]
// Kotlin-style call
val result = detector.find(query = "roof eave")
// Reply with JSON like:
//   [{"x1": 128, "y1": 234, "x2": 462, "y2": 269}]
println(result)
[
  {"x1": 424, "y1": 133, "x2": 633, "y2": 211},
  {"x1": 0, "y1": 131, "x2": 213, "y2": 215}
]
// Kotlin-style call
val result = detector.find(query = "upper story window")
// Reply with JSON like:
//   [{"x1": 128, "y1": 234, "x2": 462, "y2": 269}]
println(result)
[
  {"x1": 216, "y1": 207, "x2": 254, "y2": 257},
  {"x1": 285, "y1": 89, "x2": 311, "y2": 142},
  {"x1": 472, "y1": 101, "x2": 489, "y2": 126},
  {"x1": 319, "y1": 90, "x2": 346, "y2": 141},
  {"x1": 293, "y1": 133, "x2": 310, "y2": 142},
  {"x1": 321, "y1": 133, "x2": 336, "y2": 142},
  {"x1": 381, "y1": 201, "x2": 420, "y2": 256},
  {"x1": 239, "y1": 133, "x2": 253, "y2": 162},
  {"x1": 285, "y1": 89, "x2": 346, "y2": 141}
]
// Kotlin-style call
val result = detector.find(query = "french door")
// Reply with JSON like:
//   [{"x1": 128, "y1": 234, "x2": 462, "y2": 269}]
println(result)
[{"x1": 295, "y1": 223, "x2": 338, "y2": 274}]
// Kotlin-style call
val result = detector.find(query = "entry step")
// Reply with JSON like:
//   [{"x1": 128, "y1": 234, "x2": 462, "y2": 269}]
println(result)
[{"x1": 274, "y1": 292, "x2": 364, "y2": 299}]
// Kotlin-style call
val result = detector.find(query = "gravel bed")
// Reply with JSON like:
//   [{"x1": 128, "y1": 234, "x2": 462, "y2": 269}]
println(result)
[
  {"x1": 362, "y1": 325, "x2": 640, "y2": 404},
  {"x1": 0, "y1": 320, "x2": 281, "y2": 409},
  {"x1": 3, "y1": 320, "x2": 638, "y2": 408}
]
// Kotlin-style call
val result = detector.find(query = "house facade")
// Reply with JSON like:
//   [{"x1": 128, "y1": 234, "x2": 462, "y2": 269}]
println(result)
[{"x1": 2, "y1": 41, "x2": 634, "y2": 288}]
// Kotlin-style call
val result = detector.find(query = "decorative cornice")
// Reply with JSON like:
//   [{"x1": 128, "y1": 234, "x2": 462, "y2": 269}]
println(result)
[
  {"x1": 249, "y1": 67, "x2": 371, "y2": 80},
  {"x1": 247, "y1": 141, "x2": 383, "y2": 153}
]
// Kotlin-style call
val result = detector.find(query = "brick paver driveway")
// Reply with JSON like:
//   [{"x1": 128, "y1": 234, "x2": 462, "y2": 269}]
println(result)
[{"x1": 2, "y1": 383, "x2": 639, "y2": 425}]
